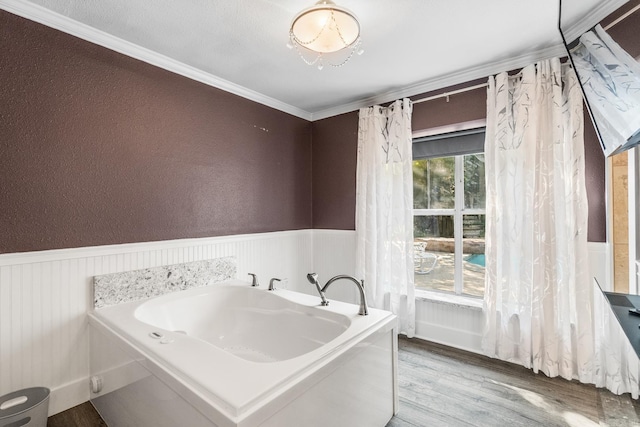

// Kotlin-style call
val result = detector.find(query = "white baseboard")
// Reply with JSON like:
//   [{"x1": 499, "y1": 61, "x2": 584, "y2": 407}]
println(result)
[
  {"x1": 414, "y1": 321, "x2": 483, "y2": 355},
  {"x1": 49, "y1": 377, "x2": 90, "y2": 416}
]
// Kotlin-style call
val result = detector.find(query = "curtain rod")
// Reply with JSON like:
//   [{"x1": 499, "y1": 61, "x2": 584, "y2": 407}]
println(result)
[
  {"x1": 604, "y1": 3, "x2": 640, "y2": 31},
  {"x1": 412, "y1": 82, "x2": 488, "y2": 105}
]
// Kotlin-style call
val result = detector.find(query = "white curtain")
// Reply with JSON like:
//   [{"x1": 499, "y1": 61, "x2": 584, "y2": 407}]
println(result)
[
  {"x1": 482, "y1": 58, "x2": 593, "y2": 383},
  {"x1": 572, "y1": 24, "x2": 640, "y2": 157},
  {"x1": 356, "y1": 98, "x2": 415, "y2": 337}
]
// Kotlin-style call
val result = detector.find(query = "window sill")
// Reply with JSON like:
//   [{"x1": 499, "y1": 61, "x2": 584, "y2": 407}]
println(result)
[{"x1": 415, "y1": 289, "x2": 483, "y2": 310}]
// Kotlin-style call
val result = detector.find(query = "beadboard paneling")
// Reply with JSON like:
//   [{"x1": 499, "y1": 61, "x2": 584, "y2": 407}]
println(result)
[
  {"x1": 312, "y1": 230, "x2": 485, "y2": 350},
  {"x1": 588, "y1": 241, "x2": 610, "y2": 291},
  {"x1": 0, "y1": 230, "x2": 313, "y2": 415},
  {"x1": 414, "y1": 300, "x2": 483, "y2": 353},
  {"x1": 0, "y1": 230, "x2": 610, "y2": 415},
  {"x1": 312, "y1": 230, "x2": 358, "y2": 304},
  {"x1": 314, "y1": 232, "x2": 610, "y2": 355}
]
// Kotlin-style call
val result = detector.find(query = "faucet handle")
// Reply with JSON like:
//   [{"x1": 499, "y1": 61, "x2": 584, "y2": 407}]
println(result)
[
  {"x1": 268, "y1": 278, "x2": 281, "y2": 291},
  {"x1": 248, "y1": 273, "x2": 259, "y2": 287}
]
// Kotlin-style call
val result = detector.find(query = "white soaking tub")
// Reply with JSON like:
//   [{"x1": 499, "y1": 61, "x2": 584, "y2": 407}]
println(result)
[{"x1": 88, "y1": 280, "x2": 398, "y2": 427}]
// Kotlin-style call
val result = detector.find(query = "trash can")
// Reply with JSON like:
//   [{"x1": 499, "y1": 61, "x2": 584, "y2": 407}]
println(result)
[{"x1": 0, "y1": 387, "x2": 50, "y2": 427}]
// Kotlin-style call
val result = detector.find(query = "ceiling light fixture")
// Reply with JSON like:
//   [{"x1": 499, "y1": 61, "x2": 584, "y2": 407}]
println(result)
[{"x1": 287, "y1": 0, "x2": 363, "y2": 70}]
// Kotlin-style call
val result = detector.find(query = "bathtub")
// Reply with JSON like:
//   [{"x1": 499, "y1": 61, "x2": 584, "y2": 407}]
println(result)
[{"x1": 88, "y1": 280, "x2": 398, "y2": 427}]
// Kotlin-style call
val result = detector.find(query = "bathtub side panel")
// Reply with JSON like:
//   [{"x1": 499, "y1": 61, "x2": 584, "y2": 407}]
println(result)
[
  {"x1": 256, "y1": 329, "x2": 395, "y2": 427},
  {"x1": 90, "y1": 322, "x2": 220, "y2": 427}
]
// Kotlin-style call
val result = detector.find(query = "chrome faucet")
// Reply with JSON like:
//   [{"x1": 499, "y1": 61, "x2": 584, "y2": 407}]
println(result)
[
  {"x1": 268, "y1": 277, "x2": 281, "y2": 291},
  {"x1": 248, "y1": 273, "x2": 259, "y2": 287},
  {"x1": 306, "y1": 273, "x2": 369, "y2": 316}
]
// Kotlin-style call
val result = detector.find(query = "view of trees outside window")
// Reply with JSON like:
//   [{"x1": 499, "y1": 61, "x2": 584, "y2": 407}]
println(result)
[{"x1": 413, "y1": 154, "x2": 486, "y2": 297}]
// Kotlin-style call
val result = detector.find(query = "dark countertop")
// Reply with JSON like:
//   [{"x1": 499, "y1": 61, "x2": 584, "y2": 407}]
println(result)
[{"x1": 603, "y1": 291, "x2": 640, "y2": 357}]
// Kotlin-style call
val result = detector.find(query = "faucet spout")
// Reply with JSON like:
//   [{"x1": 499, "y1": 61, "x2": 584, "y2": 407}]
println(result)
[
  {"x1": 321, "y1": 275, "x2": 368, "y2": 316},
  {"x1": 268, "y1": 277, "x2": 281, "y2": 291},
  {"x1": 306, "y1": 273, "x2": 329, "y2": 306},
  {"x1": 248, "y1": 273, "x2": 259, "y2": 287}
]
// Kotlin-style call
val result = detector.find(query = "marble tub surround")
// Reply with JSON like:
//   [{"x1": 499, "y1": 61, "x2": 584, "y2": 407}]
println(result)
[{"x1": 93, "y1": 257, "x2": 237, "y2": 308}]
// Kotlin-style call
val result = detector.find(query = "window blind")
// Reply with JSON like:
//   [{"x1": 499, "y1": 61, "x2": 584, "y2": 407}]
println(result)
[{"x1": 412, "y1": 128, "x2": 485, "y2": 159}]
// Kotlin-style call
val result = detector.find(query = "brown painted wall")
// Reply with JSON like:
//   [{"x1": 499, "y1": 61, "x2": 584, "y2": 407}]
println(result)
[
  {"x1": 601, "y1": 0, "x2": 640, "y2": 58},
  {"x1": 7, "y1": 3, "x2": 629, "y2": 253},
  {"x1": 411, "y1": 79, "x2": 488, "y2": 131},
  {"x1": 312, "y1": 80, "x2": 608, "y2": 242},
  {"x1": 0, "y1": 11, "x2": 312, "y2": 254},
  {"x1": 584, "y1": 114, "x2": 607, "y2": 242},
  {"x1": 311, "y1": 112, "x2": 359, "y2": 229},
  {"x1": 311, "y1": 82, "x2": 487, "y2": 231}
]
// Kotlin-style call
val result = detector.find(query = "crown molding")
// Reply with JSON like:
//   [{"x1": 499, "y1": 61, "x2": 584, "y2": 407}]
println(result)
[
  {"x1": 1, "y1": 0, "x2": 628, "y2": 122},
  {"x1": 0, "y1": 0, "x2": 313, "y2": 121},
  {"x1": 311, "y1": 0, "x2": 628, "y2": 121},
  {"x1": 310, "y1": 42, "x2": 567, "y2": 121},
  {"x1": 560, "y1": 0, "x2": 629, "y2": 43}
]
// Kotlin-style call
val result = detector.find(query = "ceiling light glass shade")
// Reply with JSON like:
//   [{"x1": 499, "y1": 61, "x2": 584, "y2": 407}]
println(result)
[{"x1": 288, "y1": 0, "x2": 363, "y2": 69}]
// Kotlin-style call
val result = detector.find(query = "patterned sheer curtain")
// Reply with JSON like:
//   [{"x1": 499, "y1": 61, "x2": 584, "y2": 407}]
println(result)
[
  {"x1": 571, "y1": 25, "x2": 640, "y2": 157},
  {"x1": 482, "y1": 59, "x2": 593, "y2": 383},
  {"x1": 356, "y1": 98, "x2": 415, "y2": 337}
]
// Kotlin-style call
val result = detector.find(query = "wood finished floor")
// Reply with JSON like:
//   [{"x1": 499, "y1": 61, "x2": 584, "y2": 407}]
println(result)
[
  {"x1": 47, "y1": 401, "x2": 107, "y2": 427},
  {"x1": 388, "y1": 337, "x2": 640, "y2": 427},
  {"x1": 47, "y1": 337, "x2": 640, "y2": 426}
]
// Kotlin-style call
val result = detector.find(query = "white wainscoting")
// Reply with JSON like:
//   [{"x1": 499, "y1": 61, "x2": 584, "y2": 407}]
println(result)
[
  {"x1": 414, "y1": 299, "x2": 483, "y2": 353},
  {"x1": 313, "y1": 230, "x2": 486, "y2": 351},
  {"x1": 588, "y1": 241, "x2": 610, "y2": 292},
  {"x1": 311, "y1": 230, "x2": 358, "y2": 304},
  {"x1": 0, "y1": 230, "x2": 610, "y2": 415},
  {"x1": 313, "y1": 232, "x2": 611, "y2": 356},
  {"x1": 0, "y1": 230, "x2": 313, "y2": 415}
]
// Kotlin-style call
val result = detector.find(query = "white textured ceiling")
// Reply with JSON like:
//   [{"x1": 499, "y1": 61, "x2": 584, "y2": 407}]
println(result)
[{"x1": 3, "y1": 0, "x2": 627, "y2": 120}]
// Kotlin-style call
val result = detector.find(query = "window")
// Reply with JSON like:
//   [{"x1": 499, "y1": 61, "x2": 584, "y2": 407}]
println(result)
[{"x1": 412, "y1": 127, "x2": 486, "y2": 297}]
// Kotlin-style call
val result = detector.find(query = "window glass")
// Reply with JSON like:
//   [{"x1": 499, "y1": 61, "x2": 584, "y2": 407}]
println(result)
[
  {"x1": 414, "y1": 215, "x2": 454, "y2": 239},
  {"x1": 414, "y1": 215, "x2": 455, "y2": 293},
  {"x1": 464, "y1": 154, "x2": 486, "y2": 210},
  {"x1": 412, "y1": 129, "x2": 486, "y2": 297},
  {"x1": 413, "y1": 157, "x2": 455, "y2": 209},
  {"x1": 462, "y1": 214, "x2": 486, "y2": 297}
]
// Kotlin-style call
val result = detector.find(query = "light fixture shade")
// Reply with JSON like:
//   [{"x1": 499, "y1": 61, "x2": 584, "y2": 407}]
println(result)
[
  {"x1": 291, "y1": 2, "x2": 360, "y2": 53},
  {"x1": 288, "y1": 0, "x2": 362, "y2": 69}
]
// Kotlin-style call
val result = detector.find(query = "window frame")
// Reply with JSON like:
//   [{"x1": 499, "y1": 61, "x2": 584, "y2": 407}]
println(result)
[{"x1": 412, "y1": 120, "x2": 486, "y2": 298}]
